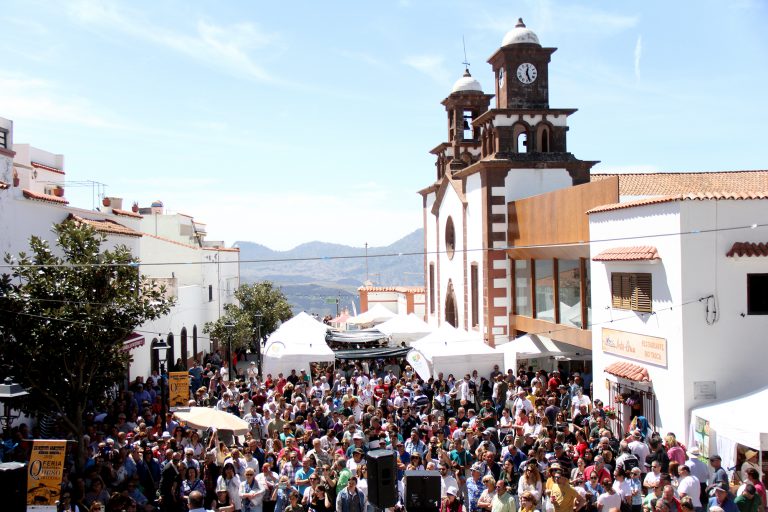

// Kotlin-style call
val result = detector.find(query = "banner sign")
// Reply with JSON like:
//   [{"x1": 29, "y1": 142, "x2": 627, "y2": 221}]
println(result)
[
  {"x1": 27, "y1": 439, "x2": 67, "y2": 510},
  {"x1": 601, "y1": 328, "x2": 667, "y2": 367},
  {"x1": 169, "y1": 371, "x2": 190, "y2": 409},
  {"x1": 406, "y1": 349, "x2": 431, "y2": 381}
]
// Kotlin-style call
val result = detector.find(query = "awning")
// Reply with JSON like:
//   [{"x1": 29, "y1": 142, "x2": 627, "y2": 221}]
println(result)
[
  {"x1": 593, "y1": 246, "x2": 660, "y2": 262},
  {"x1": 604, "y1": 361, "x2": 650, "y2": 382},
  {"x1": 326, "y1": 330, "x2": 387, "y2": 344},
  {"x1": 121, "y1": 332, "x2": 145, "y2": 352},
  {"x1": 334, "y1": 346, "x2": 411, "y2": 360}
]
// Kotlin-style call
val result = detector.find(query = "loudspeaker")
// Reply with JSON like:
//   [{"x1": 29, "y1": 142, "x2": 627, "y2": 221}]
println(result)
[
  {"x1": 365, "y1": 449, "x2": 398, "y2": 508},
  {"x1": 0, "y1": 462, "x2": 27, "y2": 512},
  {"x1": 404, "y1": 470, "x2": 440, "y2": 512}
]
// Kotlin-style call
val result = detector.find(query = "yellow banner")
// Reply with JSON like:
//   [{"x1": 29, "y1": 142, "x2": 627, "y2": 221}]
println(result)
[
  {"x1": 169, "y1": 371, "x2": 190, "y2": 408},
  {"x1": 602, "y1": 328, "x2": 668, "y2": 367},
  {"x1": 27, "y1": 440, "x2": 66, "y2": 509}
]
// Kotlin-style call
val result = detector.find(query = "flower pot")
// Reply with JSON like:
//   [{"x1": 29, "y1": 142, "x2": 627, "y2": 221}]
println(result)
[
  {"x1": 103, "y1": 197, "x2": 111, "y2": 207},
  {"x1": 132, "y1": 202, "x2": 139, "y2": 213},
  {"x1": 53, "y1": 187, "x2": 64, "y2": 197},
  {"x1": 13, "y1": 176, "x2": 19, "y2": 187}
]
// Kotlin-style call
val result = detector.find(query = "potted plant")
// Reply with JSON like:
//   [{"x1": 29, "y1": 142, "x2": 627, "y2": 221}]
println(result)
[
  {"x1": 603, "y1": 405, "x2": 618, "y2": 419},
  {"x1": 132, "y1": 202, "x2": 139, "y2": 213},
  {"x1": 103, "y1": 197, "x2": 111, "y2": 207},
  {"x1": 12, "y1": 170, "x2": 19, "y2": 187},
  {"x1": 53, "y1": 186, "x2": 64, "y2": 197}
]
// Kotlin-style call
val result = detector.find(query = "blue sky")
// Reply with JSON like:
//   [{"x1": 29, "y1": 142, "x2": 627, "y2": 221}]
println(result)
[{"x1": 2, "y1": 0, "x2": 766, "y2": 250}]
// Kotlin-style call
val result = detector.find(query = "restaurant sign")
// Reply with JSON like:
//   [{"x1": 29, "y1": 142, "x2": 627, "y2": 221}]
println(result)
[{"x1": 602, "y1": 328, "x2": 667, "y2": 367}]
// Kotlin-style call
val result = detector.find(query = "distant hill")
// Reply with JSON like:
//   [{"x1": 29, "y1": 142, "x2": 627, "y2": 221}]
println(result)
[{"x1": 236, "y1": 229, "x2": 424, "y2": 316}]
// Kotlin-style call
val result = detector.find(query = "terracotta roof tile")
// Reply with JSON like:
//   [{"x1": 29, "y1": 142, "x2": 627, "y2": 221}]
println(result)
[
  {"x1": 0, "y1": 181, "x2": 9, "y2": 190},
  {"x1": 587, "y1": 192, "x2": 768, "y2": 214},
  {"x1": 593, "y1": 246, "x2": 660, "y2": 261},
  {"x1": 31, "y1": 161, "x2": 65, "y2": 175},
  {"x1": 358, "y1": 286, "x2": 425, "y2": 293},
  {"x1": 112, "y1": 208, "x2": 143, "y2": 219},
  {"x1": 591, "y1": 170, "x2": 768, "y2": 196},
  {"x1": 22, "y1": 188, "x2": 69, "y2": 205},
  {"x1": 67, "y1": 213, "x2": 142, "y2": 237},
  {"x1": 604, "y1": 361, "x2": 651, "y2": 382},
  {"x1": 726, "y1": 242, "x2": 768, "y2": 258}
]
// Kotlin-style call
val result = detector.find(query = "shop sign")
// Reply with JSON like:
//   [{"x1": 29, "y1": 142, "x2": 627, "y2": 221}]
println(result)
[{"x1": 602, "y1": 328, "x2": 667, "y2": 367}]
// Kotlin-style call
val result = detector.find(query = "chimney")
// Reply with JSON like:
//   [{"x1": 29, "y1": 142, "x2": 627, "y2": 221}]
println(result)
[{"x1": 107, "y1": 197, "x2": 123, "y2": 211}]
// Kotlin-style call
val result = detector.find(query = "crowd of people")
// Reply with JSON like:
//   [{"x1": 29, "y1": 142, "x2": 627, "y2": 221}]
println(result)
[{"x1": 4, "y1": 351, "x2": 766, "y2": 512}]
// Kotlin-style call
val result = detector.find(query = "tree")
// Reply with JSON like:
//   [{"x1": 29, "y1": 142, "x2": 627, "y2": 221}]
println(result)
[
  {"x1": 0, "y1": 220, "x2": 173, "y2": 470},
  {"x1": 204, "y1": 281, "x2": 293, "y2": 353}
]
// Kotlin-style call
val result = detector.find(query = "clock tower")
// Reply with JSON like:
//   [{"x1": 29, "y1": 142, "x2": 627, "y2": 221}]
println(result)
[{"x1": 489, "y1": 19, "x2": 555, "y2": 109}]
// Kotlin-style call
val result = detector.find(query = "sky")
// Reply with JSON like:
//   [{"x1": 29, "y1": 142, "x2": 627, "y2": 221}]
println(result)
[{"x1": 2, "y1": 0, "x2": 767, "y2": 250}]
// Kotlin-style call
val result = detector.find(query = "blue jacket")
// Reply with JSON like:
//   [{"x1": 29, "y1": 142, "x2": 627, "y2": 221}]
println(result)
[{"x1": 336, "y1": 488, "x2": 365, "y2": 512}]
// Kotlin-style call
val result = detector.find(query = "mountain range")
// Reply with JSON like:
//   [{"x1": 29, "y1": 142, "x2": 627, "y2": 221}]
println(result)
[{"x1": 235, "y1": 228, "x2": 424, "y2": 316}]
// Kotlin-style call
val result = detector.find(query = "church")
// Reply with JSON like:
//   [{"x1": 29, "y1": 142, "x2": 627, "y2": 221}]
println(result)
[{"x1": 419, "y1": 19, "x2": 601, "y2": 354}]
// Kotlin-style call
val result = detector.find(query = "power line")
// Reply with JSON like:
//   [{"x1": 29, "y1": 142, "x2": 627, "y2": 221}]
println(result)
[{"x1": 0, "y1": 221, "x2": 765, "y2": 270}]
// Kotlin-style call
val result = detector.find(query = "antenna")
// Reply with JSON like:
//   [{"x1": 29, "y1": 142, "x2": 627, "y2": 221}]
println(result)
[{"x1": 462, "y1": 35, "x2": 470, "y2": 72}]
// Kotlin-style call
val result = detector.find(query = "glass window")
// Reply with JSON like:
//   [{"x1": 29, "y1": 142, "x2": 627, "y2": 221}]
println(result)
[
  {"x1": 514, "y1": 260, "x2": 531, "y2": 317},
  {"x1": 584, "y1": 261, "x2": 591, "y2": 328},
  {"x1": 558, "y1": 260, "x2": 581, "y2": 327},
  {"x1": 535, "y1": 259, "x2": 555, "y2": 322}
]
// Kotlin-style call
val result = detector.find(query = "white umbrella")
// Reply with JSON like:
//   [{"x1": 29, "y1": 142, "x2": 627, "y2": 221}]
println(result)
[{"x1": 173, "y1": 407, "x2": 250, "y2": 435}]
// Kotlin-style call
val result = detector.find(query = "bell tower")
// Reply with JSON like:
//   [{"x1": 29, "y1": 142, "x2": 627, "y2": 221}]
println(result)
[{"x1": 488, "y1": 19, "x2": 555, "y2": 109}]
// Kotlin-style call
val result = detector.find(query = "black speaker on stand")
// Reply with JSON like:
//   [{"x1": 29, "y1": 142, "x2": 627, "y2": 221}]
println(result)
[
  {"x1": 404, "y1": 469, "x2": 440, "y2": 512},
  {"x1": 0, "y1": 462, "x2": 28, "y2": 512},
  {"x1": 365, "y1": 449, "x2": 398, "y2": 509}
]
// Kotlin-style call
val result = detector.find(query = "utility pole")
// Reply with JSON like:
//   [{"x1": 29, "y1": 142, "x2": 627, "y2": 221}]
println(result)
[{"x1": 365, "y1": 242, "x2": 369, "y2": 282}]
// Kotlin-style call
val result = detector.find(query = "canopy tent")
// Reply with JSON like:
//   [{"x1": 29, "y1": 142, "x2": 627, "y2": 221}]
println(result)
[
  {"x1": 497, "y1": 334, "x2": 591, "y2": 373},
  {"x1": 376, "y1": 313, "x2": 433, "y2": 344},
  {"x1": 689, "y1": 386, "x2": 768, "y2": 472},
  {"x1": 347, "y1": 304, "x2": 397, "y2": 326},
  {"x1": 262, "y1": 312, "x2": 334, "y2": 379},
  {"x1": 410, "y1": 324, "x2": 502, "y2": 379},
  {"x1": 325, "y1": 330, "x2": 387, "y2": 344},
  {"x1": 329, "y1": 311, "x2": 351, "y2": 329}
]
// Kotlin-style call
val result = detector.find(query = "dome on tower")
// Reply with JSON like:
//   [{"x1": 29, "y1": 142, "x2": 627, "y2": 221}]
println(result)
[
  {"x1": 151, "y1": 199, "x2": 164, "y2": 208},
  {"x1": 502, "y1": 18, "x2": 540, "y2": 46},
  {"x1": 450, "y1": 69, "x2": 483, "y2": 94}
]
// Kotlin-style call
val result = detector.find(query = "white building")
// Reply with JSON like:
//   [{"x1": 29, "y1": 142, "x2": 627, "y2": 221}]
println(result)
[
  {"x1": 358, "y1": 286, "x2": 426, "y2": 318},
  {"x1": 588, "y1": 183, "x2": 768, "y2": 440},
  {"x1": 0, "y1": 115, "x2": 239, "y2": 381}
]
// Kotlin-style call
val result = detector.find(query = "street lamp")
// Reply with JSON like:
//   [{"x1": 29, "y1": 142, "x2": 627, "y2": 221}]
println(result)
[
  {"x1": 153, "y1": 338, "x2": 171, "y2": 433},
  {"x1": 253, "y1": 311, "x2": 263, "y2": 377},
  {"x1": 0, "y1": 377, "x2": 29, "y2": 439},
  {"x1": 224, "y1": 321, "x2": 235, "y2": 381}
]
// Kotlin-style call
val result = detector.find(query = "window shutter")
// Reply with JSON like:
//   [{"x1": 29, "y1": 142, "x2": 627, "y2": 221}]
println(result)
[
  {"x1": 620, "y1": 274, "x2": 632, "y2": 309},
  {"x1": 611, "y1": 273, "x2": 622, "y2": 308},
  {"x1": 633, "y1": 274, "x2": 653, "y2": 312}
]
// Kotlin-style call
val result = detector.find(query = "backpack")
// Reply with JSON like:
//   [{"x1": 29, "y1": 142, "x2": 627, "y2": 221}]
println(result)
[{"x1": 621, "y1": 454, "x2": 639, "y2": 472}]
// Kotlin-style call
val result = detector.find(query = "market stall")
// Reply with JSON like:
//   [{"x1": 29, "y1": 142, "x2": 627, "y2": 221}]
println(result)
[
  {"x1": 262, "y1": 312, "x2": 334, "y2": 379},
  {"x1": 410, "y1": 324, "x2": 502, "y2": 380}
]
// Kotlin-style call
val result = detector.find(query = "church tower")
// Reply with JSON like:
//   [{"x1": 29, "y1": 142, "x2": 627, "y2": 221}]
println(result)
[{"x1": 420, "y1": 20, "x2": 598, "y2": 347}]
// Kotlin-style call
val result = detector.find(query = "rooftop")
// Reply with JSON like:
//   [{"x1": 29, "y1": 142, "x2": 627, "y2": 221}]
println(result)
[
  {"x1": 67, "y1": 213, "x2": 142, "y2": 237},
  {"x1": 591, "y1": 170, "x2": 768, "y2": 196},
  {"x1": 587, "y1": 192, "x2": 768, "y2": 214},
  {"x1": 593, "y1": 246, "x2": 660, "y2": 262},
  {"x1": 726, "y1": 242, "x2": 768, "y2": 258}
]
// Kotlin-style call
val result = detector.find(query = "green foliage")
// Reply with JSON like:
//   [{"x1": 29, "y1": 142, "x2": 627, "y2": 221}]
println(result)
[
  {"x1": 203, "y1": 281, "x2": 293, "y2": 348},
  {"x1": 0, "y1": 220, "x2": 173, "y2": 467}
]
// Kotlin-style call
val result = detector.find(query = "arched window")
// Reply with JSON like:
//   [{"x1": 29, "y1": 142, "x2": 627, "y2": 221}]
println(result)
[
  {"x1": 180, "y1": 327, "x2": 188, "y2": 370},
  {"x1": 167, "y1": 332, "x2": 175, "y2": 371},
  {"x1": 445, "y1": 280, "x2": 458, "y2": 328},
  {"x1": 536, "y1": 124, "x2": 551, "y2": 152},
  {"x1": 192, "y1": 325, "x2": 198, "y2": 364},
  {"x1": 513, "y1": 123, "x2": 529, "y2": 153}
]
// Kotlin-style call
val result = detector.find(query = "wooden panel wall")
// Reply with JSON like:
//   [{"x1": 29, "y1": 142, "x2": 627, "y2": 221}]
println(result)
[{"x1": 508, "y1": 176, "x2": 619, "y2": 247}]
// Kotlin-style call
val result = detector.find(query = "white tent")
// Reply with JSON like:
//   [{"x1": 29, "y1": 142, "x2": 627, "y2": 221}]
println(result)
[
  {"x1": 347, "y1": 304, "x2": 397, "y2": 326},
  {"x1": 411, "y1": 324, "x2": 502, "y2": 379},
  {"x1": 376, "y1": 313, "x2": 433, "y2": 344},
  {"x1": 689, "y1": 386, "x2": 768, "y2": 472},
  {"x1": 262, "y1": 312, "x2": 334, "y2": 379},
  {"x1": 497, "y1": 334, "x2": 591, "y2": 373}
]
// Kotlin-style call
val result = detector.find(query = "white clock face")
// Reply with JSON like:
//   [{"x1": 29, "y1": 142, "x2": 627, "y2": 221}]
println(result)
[
  {"x1": 517, "y1": 62, "x2": 537, "y2": 84},
  {"x1": 498, "y1": 68, "x2": 505, "y2": 87}
]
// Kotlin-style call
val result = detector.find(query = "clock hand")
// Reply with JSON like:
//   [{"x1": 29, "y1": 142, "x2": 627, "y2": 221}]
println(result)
[{"x1": 526, "y1": 68, "x2": 531, "y2": 81}]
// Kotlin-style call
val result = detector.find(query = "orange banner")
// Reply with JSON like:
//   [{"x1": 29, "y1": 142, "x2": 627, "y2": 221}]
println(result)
[
  {"x1": 27, "y1": 439, "x2": 67, "y2": 510},
  {"x1": 169, "y1": 371, "x2": 190, "y2": 409}
]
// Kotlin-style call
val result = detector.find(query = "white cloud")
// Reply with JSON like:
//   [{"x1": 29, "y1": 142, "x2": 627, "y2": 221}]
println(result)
[
  {"x1": 0, "y1": 73, "x2": 124, "y2": 129},
  {"x1": 67, "y1": 0, "x2": 281, "y2": 84},
  {"x1": 634, "y1": 35, "x2": 643, "y2": 79},
  {"x1": 403, "y1": 54, "x2": 450, "y2": 85}
]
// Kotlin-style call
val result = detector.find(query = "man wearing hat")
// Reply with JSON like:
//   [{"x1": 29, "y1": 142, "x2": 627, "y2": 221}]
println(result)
[
  {"x1": 466, "y1": 464, "x2": 485, "y2": 512},
  {"x1": 709, "y1": 483, "x2": 738, "y2": 512},
  {"x1": 741, "y1": 450, "x2": 762, "y2": 482},
  {"x1": 685, "y1": 447, "x2": 709, "y2": 500}
]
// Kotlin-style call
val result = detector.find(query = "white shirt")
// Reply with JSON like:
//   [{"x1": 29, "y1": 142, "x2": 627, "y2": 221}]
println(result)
[
  {"x1": 678, "y1": 475, "x2": 701, "y2": 507},
  {"x1": 628, "y1": 439, "x2": 651, "y2": 468},
  {"x1": 597, "y1": 491, "x2": 622, "y2": 511}
]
